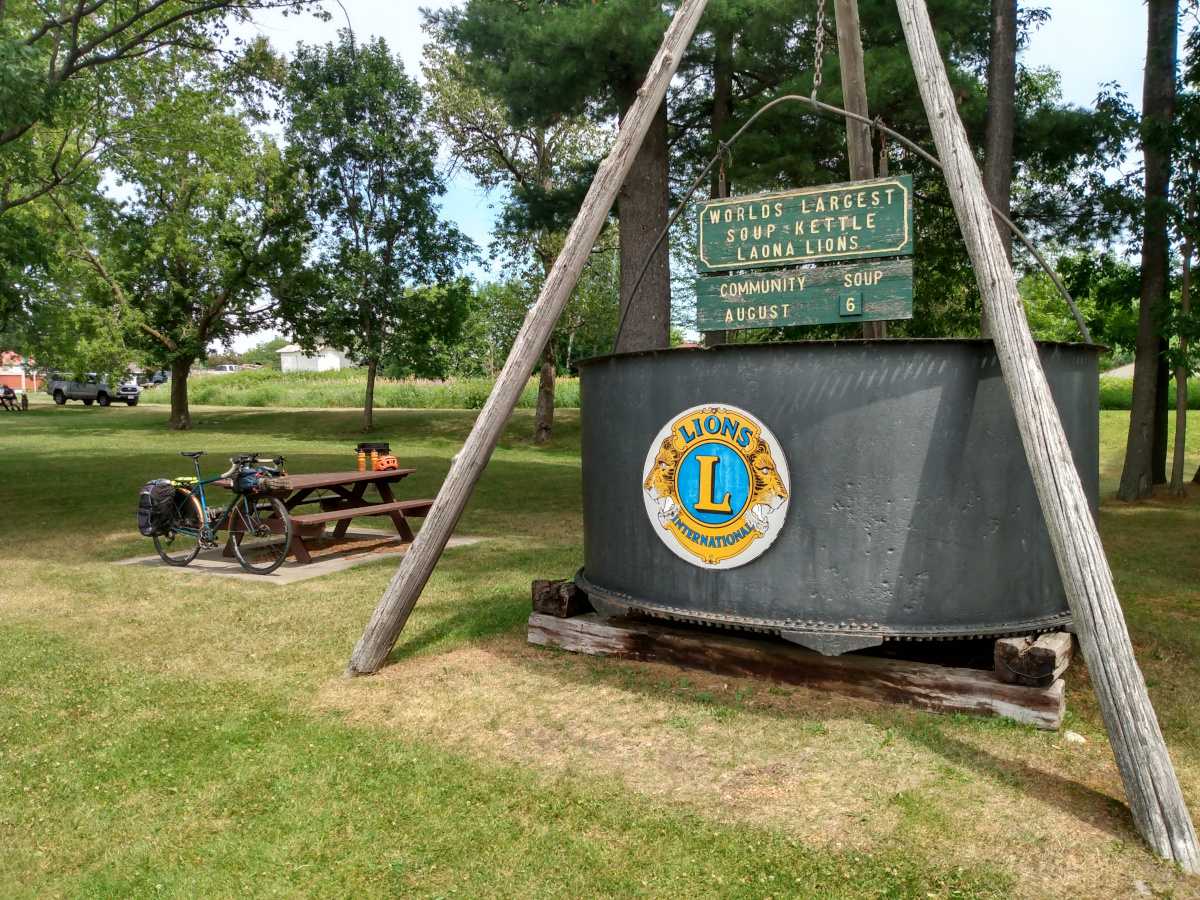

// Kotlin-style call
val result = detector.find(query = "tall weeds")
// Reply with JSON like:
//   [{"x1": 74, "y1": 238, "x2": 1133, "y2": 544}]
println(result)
[{"x1": 170, "y1": 369, "x2": 581, "y2": 410}]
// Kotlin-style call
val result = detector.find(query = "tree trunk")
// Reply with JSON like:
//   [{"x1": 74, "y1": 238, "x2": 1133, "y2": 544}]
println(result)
[
  {"x1": 1170, "y1": 188, "x2": 1192, "y2": 496},
  {"x1": 1154, "y1": 337, "x2": 1171, "y2": 483},
  {"x1": 364, "y1": 357, "x2": 378, "y2": 432},
  {"x1": 1118, "y1": 0, "x2": 1178, "y2": 501},
  {"x1": 616, "y1": 89, "x2": 671, "y2": 353},
  {"x1": 533, "y1": 334, "x2": 556, "y2": 443},
  {"x1": 981, "y1": 0, "x2": 1017, "y2": 339},
  {"x1": 704, "y1": 24, "x2": 733, "y2": 349},
  {"x1": 169, "y1": 357, "x2": 193, "y2": 431},
  {"x1": 709, "y1": 23, "x2": 733, "y2": 200},
  {"x1": 834, "y1": 0, "x2": 886, "y2": 340}
]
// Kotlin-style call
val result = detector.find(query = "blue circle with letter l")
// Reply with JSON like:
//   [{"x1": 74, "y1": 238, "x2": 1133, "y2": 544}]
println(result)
[{"x1": 677, "y1": 442, "x2": 750, "y2": 525}]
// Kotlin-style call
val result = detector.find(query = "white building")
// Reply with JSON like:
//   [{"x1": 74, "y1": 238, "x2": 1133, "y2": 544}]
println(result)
[{"x1": 277, "y1": 344, "x2": 355, "y2": 373}]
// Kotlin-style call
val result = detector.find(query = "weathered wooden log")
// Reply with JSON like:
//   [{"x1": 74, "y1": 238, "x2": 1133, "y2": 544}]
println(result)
[
  {"x1": 994, "y1": 632, "x2": 1074, "y2": 688},
  {"x1": 833, "y1": 0, "x2": 886, "y2": 340},
  {"x1": 531, "y1": 580, "x2": 593, "y2": 619},
  {"x1": 898, "y1": 0, "x2": 1199, "y2": 869},
  {"x1": 834, "y1": 0, "x2": 874, "y2": 183},
  {"x1": 528, "y1": 613, "x2": 1066, "y2": 730},
  {"x1": 344, "y1": 0, "x2": 710, "y2": 678}
]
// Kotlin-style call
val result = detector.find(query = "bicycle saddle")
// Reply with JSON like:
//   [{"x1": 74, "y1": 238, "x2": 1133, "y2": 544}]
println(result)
[{"x1": 180, "y1": 451, "x2": 207, "y2": 458}]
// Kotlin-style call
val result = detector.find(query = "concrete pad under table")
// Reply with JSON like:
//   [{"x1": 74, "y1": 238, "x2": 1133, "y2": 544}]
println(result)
[{"x1": 116, "y1": 528, "x2": 487, "y2": 584}]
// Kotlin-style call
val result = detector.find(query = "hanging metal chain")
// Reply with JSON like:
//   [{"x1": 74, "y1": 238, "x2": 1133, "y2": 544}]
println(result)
[
  {"x1": 874, "y1": 115, "x2": 889, "y2": 176},
  {"x1": 811, "y1": 0, "x2": 826, "y2": 102}
]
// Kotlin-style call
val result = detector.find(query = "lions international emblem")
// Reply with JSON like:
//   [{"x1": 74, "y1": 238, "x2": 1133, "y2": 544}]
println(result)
[{"x1": 642, "y1": 404, "x2": 790, "y2": 569}]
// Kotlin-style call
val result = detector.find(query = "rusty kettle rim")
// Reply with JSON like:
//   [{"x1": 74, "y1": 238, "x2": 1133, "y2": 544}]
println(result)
[
  {"x1": 574, "y1": 337, "x2": 1106, "y2": 369},
  {"x1": 576, "y1": 568, "x2": 1075, "y2": 644}
]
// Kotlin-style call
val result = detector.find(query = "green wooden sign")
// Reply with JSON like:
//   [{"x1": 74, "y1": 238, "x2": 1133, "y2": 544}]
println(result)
[
  {"x1": 696, "y1": 175, "x2": 913, "y2": 272},
  {"x1": 695, "y1": 259, "x2": 913, "y2": 331}
]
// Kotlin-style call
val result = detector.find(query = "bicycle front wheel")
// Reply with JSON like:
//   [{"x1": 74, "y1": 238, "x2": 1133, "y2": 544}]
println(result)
[
  {"x1": 153, "y1": 491, "x2": 203, "y2": 566},
  {"x1": 232, "y1": 494, "x2": 292, "y2": 575}
]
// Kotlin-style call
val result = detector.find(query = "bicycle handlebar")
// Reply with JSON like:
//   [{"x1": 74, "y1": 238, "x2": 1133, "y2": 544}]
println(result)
[{"x1": 221, "y1": 454, "x2": 287, "y2": 479}]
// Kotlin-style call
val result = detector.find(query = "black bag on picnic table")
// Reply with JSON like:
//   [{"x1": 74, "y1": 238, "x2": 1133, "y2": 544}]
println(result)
[
  {"x1": 234, "y1": 466, "x2": 292, "y2": 494},
  {"x1": 137, "y1": 479, "x2": 177, "y2": 536}
]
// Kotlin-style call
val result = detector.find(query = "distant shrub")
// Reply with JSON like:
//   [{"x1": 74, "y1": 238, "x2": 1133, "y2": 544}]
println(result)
[{"x1": 164, "y1": 370, "x2": 581, "y2": 410}]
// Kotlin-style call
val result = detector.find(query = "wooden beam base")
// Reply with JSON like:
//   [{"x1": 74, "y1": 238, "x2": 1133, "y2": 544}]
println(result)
[
  {"x1": 528, "y1": 612, "x2": 1066, "y2": 730},
  {"x1": 531, "y1": 579, "x2": 594, "y2": 618},
  {"x1": 995, "y1": 632, "x2": 1075, "y2": 687}
]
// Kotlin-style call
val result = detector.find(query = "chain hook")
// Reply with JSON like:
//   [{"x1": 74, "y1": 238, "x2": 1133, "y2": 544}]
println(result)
[
  {"x1": 811, "y1": 0, "x2": 826, "y2": 104},
  {"x1": 716, "y1": 140, "x2": 732, "y2": 197},
  {"x1": 873, "y1": 115, "x2": 888, "y2": 176}
]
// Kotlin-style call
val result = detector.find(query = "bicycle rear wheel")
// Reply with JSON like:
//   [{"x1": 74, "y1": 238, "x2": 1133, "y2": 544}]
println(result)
[
  {"x1": 153, "y1": 491, "x2": 203, "y2": 566},
  {"x1": 232, "y1": 494, "x2": 292, "y2": 575}
]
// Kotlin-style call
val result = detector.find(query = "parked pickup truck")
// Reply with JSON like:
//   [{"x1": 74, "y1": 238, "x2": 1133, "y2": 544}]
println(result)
[{"x1": 45, "y1": 374, "x2": 140, "y2": 407}]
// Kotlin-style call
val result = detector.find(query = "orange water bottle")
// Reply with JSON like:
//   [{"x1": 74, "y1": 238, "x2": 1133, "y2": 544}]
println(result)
[
  {"x1": 357, "y1": 450, "x2": 366, "y2": 471},
  {"x1": 370, "y1": 449, "x2": 379, "y2": 471}
]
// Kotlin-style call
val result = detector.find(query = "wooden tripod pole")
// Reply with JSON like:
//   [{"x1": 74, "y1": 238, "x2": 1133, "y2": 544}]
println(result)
[
  {"x1": 344, "y1": 0, "x2": 709, "y2": 678},
  {"x1": 898, "y1": 0, "x2": 1199, "y2": 870}
]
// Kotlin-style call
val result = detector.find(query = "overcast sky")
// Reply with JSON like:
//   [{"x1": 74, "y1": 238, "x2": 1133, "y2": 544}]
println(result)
[{"x1": 230, "y1": 0, "x2": 1167, "y2": 350}]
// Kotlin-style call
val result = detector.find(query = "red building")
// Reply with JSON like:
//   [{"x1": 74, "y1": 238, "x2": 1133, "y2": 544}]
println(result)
[{"x1": 0, "y1": 351, "x2": 38, "y2": 393}]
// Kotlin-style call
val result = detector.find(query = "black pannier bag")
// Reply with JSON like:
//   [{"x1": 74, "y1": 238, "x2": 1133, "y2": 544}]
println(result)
[{"x1": 137, "y1": 479, "x2": 177, "y2": 536}]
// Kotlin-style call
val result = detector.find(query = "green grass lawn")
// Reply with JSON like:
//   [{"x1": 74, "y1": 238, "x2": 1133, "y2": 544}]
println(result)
[
  {"x1": 1099, "y1": 375, "x2": 1200, "y2": 411},
  {"x1": 2, "y1": 403, "x2": 1199, "y2": 899}
]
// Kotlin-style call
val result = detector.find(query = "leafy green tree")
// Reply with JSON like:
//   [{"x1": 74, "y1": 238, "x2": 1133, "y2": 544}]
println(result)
[
  {"x1": 0, "y1": 2, "x2": 321, "y2": 332},
  {"x1": 283, "y1": 30, "x2": 471, "y2": 431},
  {"x1": 1057, "y1": 252, "x2": 1141, "y2": 353},
  {"x1": 448, "y1": 279, "x2": 532, "y2": 379},
  {"x1": 433, "y1": 0, "x2": 674, "y2": 354},
  {"x1": 380, "y1": 281, "x2": 473, "y2": 380},
  {"x1": 0, "y1": 0, "x2": 320, "y2": 151},
  {"x1": 56, "y1": 55, "x2": 312, "y2": 430},
  {"x1": 556, "y1": 243, "x2": 620, "y2": 370},
  {"x1": 22, "y1": 190, "x2": 144, "y2": 380},
  {"x1": 243, "y1": 337, "x2": 289, "y2": 369},
  {"x1": 423, "y1": 25, "x2": 612, "y2": 440}
]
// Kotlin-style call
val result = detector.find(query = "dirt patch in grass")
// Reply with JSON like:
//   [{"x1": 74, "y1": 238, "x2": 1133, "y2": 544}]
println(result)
[{"x1": 322, "y1": 632, "x2": 1192, "y2": 900}]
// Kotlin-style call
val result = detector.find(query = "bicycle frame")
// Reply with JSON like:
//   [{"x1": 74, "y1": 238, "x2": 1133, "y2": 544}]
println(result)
[{"x1": 168, "y1": 455, "x2": 263, "y2": 542}]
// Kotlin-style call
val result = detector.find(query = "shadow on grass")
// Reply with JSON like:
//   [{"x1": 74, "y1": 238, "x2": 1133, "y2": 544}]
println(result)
[
  {"x1": 499, "y1": 624, "x2": 1139, "y2": 845},
  {"x1": 372, "y1": 543, "x2": 584, "y2": 667},
  {"x1": 380, "y1": 599, "x2": 531, "y2": 667},
  {"x1": 884, "y1": 713, "x2": 1136, "y2": 842}
]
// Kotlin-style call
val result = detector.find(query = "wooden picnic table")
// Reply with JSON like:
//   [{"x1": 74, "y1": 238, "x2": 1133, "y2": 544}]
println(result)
[{"x1": 217, "y1": 468, "x2": 433, "y2": 564}]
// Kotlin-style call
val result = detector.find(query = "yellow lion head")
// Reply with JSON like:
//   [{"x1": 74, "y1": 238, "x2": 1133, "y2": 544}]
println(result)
[
  {"x1": 748, "y1": 439, "x2": 788, "y2": 512},
  {"x1": 643, "y1": 436, "x2": 681, "y2": 500}
]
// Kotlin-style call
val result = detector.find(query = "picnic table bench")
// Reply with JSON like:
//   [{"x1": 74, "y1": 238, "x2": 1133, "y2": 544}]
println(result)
[{"x1": 217, "y1": 468, "x2": 433, "y2": 564}]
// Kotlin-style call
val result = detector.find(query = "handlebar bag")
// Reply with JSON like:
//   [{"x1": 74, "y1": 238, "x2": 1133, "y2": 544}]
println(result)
[
  {"x1": 137, "y1": 480, "x2": 177, "y2": 536},
  {"x1": 234, "y1": 468, "x2": 263, "y2": 493}
]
